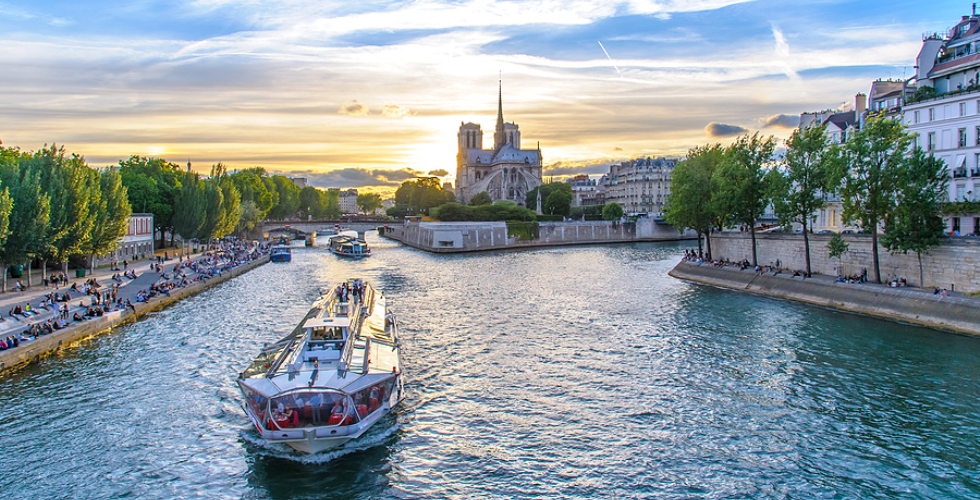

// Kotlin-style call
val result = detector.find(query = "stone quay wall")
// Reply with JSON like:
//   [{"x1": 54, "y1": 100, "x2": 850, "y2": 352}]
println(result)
[
  {"x1": 705, "y1": 232, "x2": 980, "y2": 293},
  {"x1": 0, "y1": 255, "x2": 269, "y2": 374},
  {"x1": 383, "y1": 219, "x2": 696, "y2": 253},
  {"x1": 669, "y1": 261, "x2": 980, "y2": 336}
]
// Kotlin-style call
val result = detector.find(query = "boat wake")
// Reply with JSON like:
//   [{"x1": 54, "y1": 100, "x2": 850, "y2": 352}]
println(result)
[{"x1": 238, "y1": 422, "x2": 401, "y2": 464}]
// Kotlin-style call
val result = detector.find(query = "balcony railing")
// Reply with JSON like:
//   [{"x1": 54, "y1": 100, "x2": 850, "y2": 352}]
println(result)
[
  {"x1": 972, "y1": 169, "x2": 980, "y2": 177},
  {"x1": 953, "y1": 168, "x2": 968, "y2": 178}
]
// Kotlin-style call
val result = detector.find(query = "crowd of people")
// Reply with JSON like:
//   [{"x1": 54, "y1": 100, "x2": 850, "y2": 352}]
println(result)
[{"x1": 0, "y1": 238, "x2": 270, "y2": 354}]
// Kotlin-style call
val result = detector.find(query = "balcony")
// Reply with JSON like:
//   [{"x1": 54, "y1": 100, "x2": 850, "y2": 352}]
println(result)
[
  {"x1": 953, "y1": 168, "x2": 968, "y2": 179},
  {"x1": 972, "y1": 169, "x2": 980, "y2": 177}
]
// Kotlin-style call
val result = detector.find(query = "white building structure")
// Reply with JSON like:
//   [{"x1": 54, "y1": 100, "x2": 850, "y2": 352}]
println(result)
[
  {"x1": 93, "y1": 213, "x2": 154, "y2": 266},
  {"x1": 339, "y1": 189, "x2": 358, "y2": 214},
  {"x1": 566, "y1": 174, "x2": 599, "y2": 207},
  {"x1": 597, "y1": 157, "x2": 677, "y2": 216},
  {"x1": 905, "y1": 11, "x2": 980, "y2": 235}
]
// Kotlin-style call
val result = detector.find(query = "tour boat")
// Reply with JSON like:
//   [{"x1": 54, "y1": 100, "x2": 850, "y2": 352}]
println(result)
[
  {"x1": 237, "y1": 279, "x2": 402, "y2": 454},
  {"x1": 270, "y1": 237, "x2": 292, "y2": 263},
  {"x1": 328, "y1": 232, "x2": 371, "y2": 259}
]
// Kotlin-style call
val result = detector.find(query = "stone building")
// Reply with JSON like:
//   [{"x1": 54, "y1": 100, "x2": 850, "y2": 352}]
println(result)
[
  {"x1": 454, "y1": 83, "x2": 543, "y2": 205},
  {"x1": 597, "y1": 157, "x2": 676, "y2": 216}
]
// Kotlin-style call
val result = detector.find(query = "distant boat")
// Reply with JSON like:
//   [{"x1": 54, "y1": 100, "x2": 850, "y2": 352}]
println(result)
[
  {"x1": 328, "y1": 232, "x2": 370, "y2": 259},
  {"x1": 237, "y1": 279, "x2": 403, "y2": 454},
  {"x1": 271, "y1": 236, "x2": 292, "y2": 262}
]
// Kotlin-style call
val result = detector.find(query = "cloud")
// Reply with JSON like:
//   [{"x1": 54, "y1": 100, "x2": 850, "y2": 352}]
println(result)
[
  {"x1": 338, "y1": 100, "x2": 369, "y2": 115},
  {"x1": 705, "y1": 122, "x2": 749, "y2": 138},
  {"x1": 380, "y1": 104, "x2": 412, "y2": 118},
  {"x1": 428, "y1": 169, "x2": 449, "y2": 177},
  {"x1": 544, "y1": 160, "x2": 616, "y2": 177},
  {"x1": 759, "y1": 114, "x2": 800, "y2": 129},
  {"x1": 771, "y1": 24, "x2": 801, "y2": 81},
  {"x1": 275, "y1": 167, "x2": 424, "y2": 189},
  {"x1": 613, "y1": 147, "x2": 623, "y2": 151}
]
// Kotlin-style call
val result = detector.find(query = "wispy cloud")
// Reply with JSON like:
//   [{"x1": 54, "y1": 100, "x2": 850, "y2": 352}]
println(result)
[
  {"x1": 705, "y1": 122, "x2": 749, "y2": 138},
  {"x1": 759, "y1": 113, "x2": 800, "y2": 129}
]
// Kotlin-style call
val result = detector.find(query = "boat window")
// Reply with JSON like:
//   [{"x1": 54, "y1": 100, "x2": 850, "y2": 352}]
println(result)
[
  {"x1": 240, "y1": 385, "x2": 269, "y2": 426},
  {"x1": 268, "y1": 391, "x2": 349, "y2": 429},
  {"x1": 352, "y1": 379, "x2": 394, "y2": 419}
]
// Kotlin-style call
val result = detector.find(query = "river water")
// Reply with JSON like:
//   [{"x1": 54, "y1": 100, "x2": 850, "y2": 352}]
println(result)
[{"x1": 1, "y1": 236, "x2": 979, "y2": 499}]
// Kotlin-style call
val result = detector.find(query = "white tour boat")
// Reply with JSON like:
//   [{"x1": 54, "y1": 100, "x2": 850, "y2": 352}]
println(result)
[{"x1": 237, "y1": 279, "x2": 402, "y2": 454}]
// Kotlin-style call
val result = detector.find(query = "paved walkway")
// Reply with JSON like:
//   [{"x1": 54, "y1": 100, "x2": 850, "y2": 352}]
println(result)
[{"x1": 0, "y1": 253, "x2": 199, "y2": 342}]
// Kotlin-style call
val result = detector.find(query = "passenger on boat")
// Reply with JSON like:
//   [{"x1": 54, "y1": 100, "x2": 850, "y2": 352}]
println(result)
[{"x1": 309, "y1": 393, "x2": 322, "y2": 424}]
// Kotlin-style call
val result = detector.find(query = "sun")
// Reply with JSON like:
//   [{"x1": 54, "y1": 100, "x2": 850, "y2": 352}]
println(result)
[{"x1": 147, "y1": 145, "x2": 166, "y2": 157}]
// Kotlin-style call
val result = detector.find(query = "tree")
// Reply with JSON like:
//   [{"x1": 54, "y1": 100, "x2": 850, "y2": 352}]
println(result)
[
  {"x1": 881, "y1": 148, "x2": 949, "y2": 287},
  {"x1": 663, "y1": 144, "x2": 724, "y2": 259},
  {"x1": 601, "y1": 201, "x2": 623, "y2": 221},
  {"x1": 526, "y1": 182, "x2": 571, "y2": 210},
  {"x1": 838, "y1": 114, "x2": 912, "y2": 283},
  {"x1": 118, "y1": 156, "x2": 182, "y2": 249},
  {"x1": 37, "y1": 148, "x2": 96, "y2": 277},
  {"x1": 0, "y1": 147, "x2": 49, "y2": 292},
  {"x1": 544, "y1": 190, "x2": 572, "y2": 217},
  {"x1": 827, "y1": 232, "x2": 849, "y2": 277},
  {"x1": 267, "y1": 176, "x2": 301, "y2": 220},
  {"x1": 770, "y1": 123, "x2": 836, "y2": 275},
  {"x1": 84, "y1": 168, "x2": 132, "y2": 271},
  {"x1": 357, "y1": 192, "x2": 383, "y2": 214},
  {"x1": 230, "y1": 168, "x2": 275, "y2": 232},
  {"x1": 469, "y1": 191, "x2": 493, "y2": 206},
  {"x1": 394, "y1": 177, "x2": 455, "y2": 215},
  {"x1": 714, "y1": 133, "x2": 776, "y2": 266},
  {"x1": 172, "y1": 168, "x2": 205, "y2": 243}
]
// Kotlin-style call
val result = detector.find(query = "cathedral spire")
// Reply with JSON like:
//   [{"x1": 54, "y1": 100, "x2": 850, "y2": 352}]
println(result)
[{"x1": 494, "y1": 79, "x2": 505, "y2": 151}]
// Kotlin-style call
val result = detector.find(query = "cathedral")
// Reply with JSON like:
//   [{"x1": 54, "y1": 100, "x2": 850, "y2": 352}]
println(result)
[{"x1": 455, "y1": 84, "x2": 543, "y2": 206}]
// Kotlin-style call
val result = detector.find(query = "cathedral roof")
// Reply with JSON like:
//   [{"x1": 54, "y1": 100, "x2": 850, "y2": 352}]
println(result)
[{"x1": 464, "y1": 145, "x2": 540, "y2": 166}]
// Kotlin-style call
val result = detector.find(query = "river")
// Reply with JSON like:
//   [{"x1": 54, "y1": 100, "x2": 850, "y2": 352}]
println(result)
[{"x1": 1, "y1": 235, "x2": 979, "y2": 499}]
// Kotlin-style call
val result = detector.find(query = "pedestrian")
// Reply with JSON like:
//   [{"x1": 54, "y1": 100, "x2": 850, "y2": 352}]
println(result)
[{"x1": 123, "y1": 259, "x2": 128, "y2": 270}]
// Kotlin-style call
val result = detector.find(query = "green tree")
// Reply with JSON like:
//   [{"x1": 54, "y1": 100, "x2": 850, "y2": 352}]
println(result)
[
  {"x1": 0, "y1": 147, "x2": 49, "y2": 291},
  {"x1": 316, "y1": 189, "x2": 341, "y2": 219},
  {"x1": 36, "y1": 148, "x2": 96, "y2": 277},
  {"x1": 827, "y1": 232, "x2": 849, "y2": 276},
  {"x1": 838, "y1": 114, "x2": 912, "y2": 283},
  {"x1": 526, "y1": 182, "x2": 571, "y2": 211},
  {"x1": 881, "y1": 148, "x2": 949, "y2": 287},
  {"x1": 663, "y1": 144, "x2": 724, "y2": 259},
  {"x1": 544, "y1": 190, "x2": 572, "y2": 217},
  {"x1": 298, "y1": 186, "x2": 321, "y2": 219},
  {"x1": 601, "y1": 201, "x2": 624, "y2": 221},
  {"x1": 118, "y1": 156, "x2": 182, "y2": 249},
  {"x1": 769, "y1": 123, "x2": 836, "y2": 275},
  {"x1": 469, "y1": 191, "x2": 493, "y2": 206},
  {"x1": 84, "y1": 168, "x2": 132, "y2": 271},
  {"x1": 394, "y1": 177, "x2": 455, "y2": 215},
  {"x1": 714, "y1": 133, "x2": 776, "y2": 266},
  {"x1": 172, "y1": 168, "x2": 205, "y2": 243},
  {"x1": 267, "y1": 176, "x2": 301, "y2": 220},
  {"x1": 230, "y1": 168, "x2": 275, "y2": 232},
  {"x1": 357, "y1": 192, "x2": 383, "y2": 214}
]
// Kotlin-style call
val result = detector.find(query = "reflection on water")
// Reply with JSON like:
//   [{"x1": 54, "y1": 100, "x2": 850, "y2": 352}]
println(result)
[{"x1": 1, "y1": 235, "x2": 979, "y2": 499}]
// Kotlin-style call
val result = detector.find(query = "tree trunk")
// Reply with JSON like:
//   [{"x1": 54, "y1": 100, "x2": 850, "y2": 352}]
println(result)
[
  {"x1": 706, "y1": 231, "x2": 713, "y2": 261},
  {"x1": 89, "y1": 254, "x2": 95, "y2": 274},
  {"x1": 26, "y1": 261, "x2": 32, "y2": 288},
  {"x1": 749, "y1": 221, "x2": 758, "y2": 267},
  {"x1": 696, "y1": 231, "x2": 704, "y2": 258},
  {"x1": 159, "y1": 227, "x2": 166, "y2": 252},
  {"x1": 802, "y1": 220, "x2": 811, "y2": 275},
  {"x1": 917, "y1": 252, "x2": 924, "y2": 288},
  {"x1": 40, "y1": 259, "x2": 47, "y2": 283},
  {"x1": 0, "y1": 260, "x2": 6, "y2": 293},
  {"x1": 870, "y1": 228, "x2": 881, "y2": 284}
]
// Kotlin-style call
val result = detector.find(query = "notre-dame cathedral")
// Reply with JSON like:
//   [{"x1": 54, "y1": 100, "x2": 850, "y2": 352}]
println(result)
[{"x1": 454, "y1": 83, "x2": 543, "y2": 206}]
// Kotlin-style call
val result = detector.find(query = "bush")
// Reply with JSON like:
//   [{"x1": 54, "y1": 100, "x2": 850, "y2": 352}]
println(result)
[
  {"x1": 536, "y1": 215, "x2": 564, "y2": 222},
  {"x1": 506, "y1": 220, "x2": 539, "y2": 241}
]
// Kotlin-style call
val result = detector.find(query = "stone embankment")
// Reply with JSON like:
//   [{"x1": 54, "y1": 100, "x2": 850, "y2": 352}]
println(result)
[
  {"x1": 669, "y1": 261, "x2": 980, "y2": 336},
  {"x1": 383, "y1": 219, "x2": 696, "y2": 253},
  {"x1": 0, "y1": 255, "x2": 269, "y2": 374}
]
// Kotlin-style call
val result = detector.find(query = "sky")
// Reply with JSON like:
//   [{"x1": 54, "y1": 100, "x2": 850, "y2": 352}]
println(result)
[{"x1": 0, "y1": 0, "x2": 968, "y2": 194}]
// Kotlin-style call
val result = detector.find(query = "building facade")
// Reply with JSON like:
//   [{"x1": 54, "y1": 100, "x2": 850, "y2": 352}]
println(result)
[
  {"x1": 597, "y1": 157, "x2": 676, "y2": 216},
  {"x1": 905, "y1": 12, "x2": 980, "y2": 235},
  {"x1": 455, "y1": 84, "x2": 543, "y2": 205},
  {"x1": 338, "y1": 189, "x2": 358, "y2": 214},
  {"x1": 92, "y1": 213, "x2": 154, "y2": 266},
  {"x1": 566, "y1": 174, "x2": 600, "y2": 207}
]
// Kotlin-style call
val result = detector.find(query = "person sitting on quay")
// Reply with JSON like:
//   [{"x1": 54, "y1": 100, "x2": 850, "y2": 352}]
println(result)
[{"x1": 73, "y1": 311, "x2": 85, "y2": 322}]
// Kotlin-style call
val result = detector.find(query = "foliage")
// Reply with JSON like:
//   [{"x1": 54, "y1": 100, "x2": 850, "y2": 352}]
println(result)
[
  {"x1": 664, "y1": 144, "x2": 725, "y2": 258},
  {"x1": 84, "y1": 168, "x2": 132, "y2": 267},
  {"x1": 881, "y1": 148, "x2": 949, "y2": 287},
  {"x1": 837, "y1": 114, "x2": 912, "y2": 283},
  {"x1": 394, "y1": 177, "x2": 455, "y2": 215},
  {"x1": 904, "y1": 86, "x2": 938, "y2": 105},
  {"x1": 570, "y1": 204, "x2": 604, "y2": 219},
  {"x1": 526, "y1": 182, "x2": 571, "y2": 212},
  {"x1": 770, "y1": 123, "x2": 836, "y2": 274},
  {"x1": 544, "y1": 189, "x2": 572, "y2": 217},
  {"x1": 0, "y1": 146, "x2": 49, "y2": 289},
  {"x1": 601, "y1": 201, "x2": 624, "y2": 221},
  {"x1": 118, "y1": 155, "x2": 182, "y2": 248},
  {"x1": 356, "y1": 192, "x2": 383, "y2": 214},
  {"x1": 506, "y1": 220, "x2": 539, "y2": 241},
  {"x1": 469, "y1": 191, "x2": 493, "y2": 206},
  {"x1": 827, "y1": 232, "x2": 849, "y2": 275},
  {"x1": 172, "y1": 168, "x2": 205, "y2": 241},
  {"x1": 267, "y1": 176, "x2": 302, "y2": 220},
  {"x1": 431, "y1": 201, "x2": 537, "y2": 222}
]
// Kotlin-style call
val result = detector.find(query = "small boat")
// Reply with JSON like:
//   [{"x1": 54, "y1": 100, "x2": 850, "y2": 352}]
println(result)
[
  {"x1": 270, "y1": 240, "x2": 292, "y2": 263},
  {"x1": 328, "y1": 232, "x2": 371, "y2": 259},
  {"x1": 238, "y1": 279, "x2": 403, "y2": 454}
]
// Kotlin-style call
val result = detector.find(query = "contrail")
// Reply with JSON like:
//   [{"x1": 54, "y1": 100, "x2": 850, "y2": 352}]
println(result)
[{"x1": 597, "y1": 40, "x2": 623, "y2": 79}]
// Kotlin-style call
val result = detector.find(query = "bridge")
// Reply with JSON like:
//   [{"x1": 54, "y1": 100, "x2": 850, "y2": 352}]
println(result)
[{"x1": 257, "y1": 219, "x2": 390, "y2": 240}]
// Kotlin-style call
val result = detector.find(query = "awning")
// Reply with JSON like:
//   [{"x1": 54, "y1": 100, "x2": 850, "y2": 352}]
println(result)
[{"x1": 303, "y1": 317, "x2": 350, "y2": 329}]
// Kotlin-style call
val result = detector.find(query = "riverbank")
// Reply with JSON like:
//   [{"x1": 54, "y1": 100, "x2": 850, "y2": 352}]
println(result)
[
  {"x1": 0, "y1": 254, "x2": 270, "y2": 374},
  {"x1": 668, "y1": 261, "x2": 980, "y2": 336},
  {"x1": 383, "y1": 219, "x2": 696, "y2": 253}
]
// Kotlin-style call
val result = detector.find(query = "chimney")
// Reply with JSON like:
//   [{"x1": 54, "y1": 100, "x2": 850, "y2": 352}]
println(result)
[{"x1": 855, "y1": 93, "x2": 867, "y2": 117}]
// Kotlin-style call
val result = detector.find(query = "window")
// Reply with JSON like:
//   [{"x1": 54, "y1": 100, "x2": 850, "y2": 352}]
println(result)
[
  {"x1": 928, "y1": 132, "x2": 936, "y2": 151},
  {"x1": 977, "y1": 126, "x2": 980, "y2": 146},
  {"x1": 914, "y1": 110, "x2": 920, "y2": 124},
  {"x1": 960, "y1": 128, "x2": 968, "y2": 148},
  {"x1": 913, "y1": 134, "x2": 919, "y2": 150},
  {"x1": 961, "y1": 102, "x2": 968, "y2": 116},
  {"x1": 929, "y1": 108, "x2": 935, "y2": 121}
]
